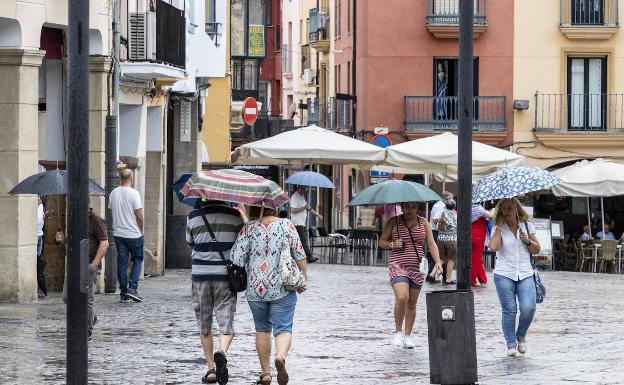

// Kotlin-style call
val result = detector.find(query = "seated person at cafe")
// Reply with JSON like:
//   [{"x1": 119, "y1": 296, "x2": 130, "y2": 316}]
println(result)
[
  {"x1": 580, "y1": 225, "x2": 593, "y2": 241},
  {"x1": 596, "y1": 224, "x2": 616, "y2": 240}
]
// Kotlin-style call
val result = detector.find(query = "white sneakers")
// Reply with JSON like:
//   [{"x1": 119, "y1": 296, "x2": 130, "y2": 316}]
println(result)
[
  {"x1": 392, "y1": 332, "x2": 404, "y2": 346},
  {"x1": 507, "y1": 342, "x2": 527, "y2": 357},
  {"x1": 403, "y1": 335, "x2": 415, "y2": 349},
  {"x1": 392, "y1": 333, "x2": 415, "y2": 349}
]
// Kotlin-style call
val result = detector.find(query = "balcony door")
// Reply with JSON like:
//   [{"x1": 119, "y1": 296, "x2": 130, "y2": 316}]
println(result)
[
  {"x1": 433, "y1": 58, "x2": 478, "y2": 124},
  {"x1": 571, "y1": 0, "x2": 604, "y2": 25},
  {"x1": 567, "y1": 57, "x2": 606, "y2": 131}
]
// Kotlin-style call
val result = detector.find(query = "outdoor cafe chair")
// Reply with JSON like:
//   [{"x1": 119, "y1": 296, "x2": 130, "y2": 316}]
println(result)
[
  {"x1": 577, "y1": 239, "x2": 596, "y2": 272},
  {"x1": 597, "y1": 240, "x2": 618, "y2": 274},
  {"x1": 349, "y1": 229, "x2": 378, "y2": 266}
]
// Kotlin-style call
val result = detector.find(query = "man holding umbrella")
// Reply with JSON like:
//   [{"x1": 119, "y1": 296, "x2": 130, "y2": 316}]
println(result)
[{"x1": 290, "y1": 185, "x2": 322, "y2": 263}]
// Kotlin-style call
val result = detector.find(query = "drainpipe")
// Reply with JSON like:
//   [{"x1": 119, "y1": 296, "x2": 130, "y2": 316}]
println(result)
[
  {"x1": 351, "y1": 0, "x2": 356, "y2": 137},
  {"x1": 105, "y1": 0, "x2": 121, "y2": 294}
]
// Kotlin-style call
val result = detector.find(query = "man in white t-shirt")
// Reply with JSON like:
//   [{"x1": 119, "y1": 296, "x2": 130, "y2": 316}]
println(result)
[
  {"x1": 427, "y1": 191, "x2": 453, "y2": 282},
  {"x1": 290, "y1": 185, "x2": 322, "y2": 263},
  {"x1": 109, "y1": 169, "x2": 144, "y2": 303}
]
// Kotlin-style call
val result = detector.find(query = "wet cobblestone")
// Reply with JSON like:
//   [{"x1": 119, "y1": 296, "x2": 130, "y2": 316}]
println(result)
[{"x1": 1, "y1": 264, "x2": 624, "y2": 384}]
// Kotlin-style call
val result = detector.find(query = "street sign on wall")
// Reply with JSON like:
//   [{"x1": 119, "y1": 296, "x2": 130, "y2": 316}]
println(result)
[
  {"x1": 370, "y1": 134, "x2": 392, "y2": 183},
  {"x1": 242, "y1": 97, "x2": 259, "y2": 126}
]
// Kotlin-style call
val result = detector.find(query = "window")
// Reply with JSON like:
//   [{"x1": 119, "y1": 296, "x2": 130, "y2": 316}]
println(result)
[
  {"x1": 206, "y1": 0, "x2": 216, "y2": 23},
  {"x1": 302, "y1": 45, "x2": 311, "y2": 73},
  {"x1": 567, "y1": 57, "x2": 607, "y2": 130},
  {"x1": 259, "y1": 81, "x2": 271, "y2": 115},
  {"x1": 231, "y1": 0, "x2": 247, "y2": 56},
  {"x1": 336, "y1": 64, "x2": 341, "y2": 93},
  {"x1": 571, "y1": 0, "x2": 604, "y2": 25},
  {"x1": 265, "y1": 0, "x2": 273, "y2": 26},
  {"x1": 346, "y1": 61, "x2": 351, "y2": 93},
  {"x1": 433, "y1": 58, "x2": 479, "y2": 121},
  {"x1": 231, "y1": 0, "x2": 267, "y2": 57},
  {"x1": 335, "y1": 0, "x2": 341, "y2": 38},
  {"x1": 232, "y1": 59, "x2": 259, "y2": 91}
]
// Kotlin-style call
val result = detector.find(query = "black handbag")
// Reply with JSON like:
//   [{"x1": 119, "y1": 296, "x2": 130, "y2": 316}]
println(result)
[{"x1": 200, "y1": 214, "x2": 247, "y2": 293}]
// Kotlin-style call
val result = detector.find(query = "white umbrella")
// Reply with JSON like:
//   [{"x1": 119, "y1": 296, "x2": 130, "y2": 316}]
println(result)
[
  {"x1": 383, "y1": 132, "x2": 524, "y2": 174},
  {"x1": 552, "y1": 158, "x2": 624, "y2": 238},
  {"x1": 231, "y1": 124, "x2": 386, "y2": 166}
]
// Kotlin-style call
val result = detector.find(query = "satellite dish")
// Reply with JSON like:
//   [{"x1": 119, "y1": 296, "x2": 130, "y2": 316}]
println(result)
[{"x1": 288, "y1": 101, "x2": 298, "y2": 119}]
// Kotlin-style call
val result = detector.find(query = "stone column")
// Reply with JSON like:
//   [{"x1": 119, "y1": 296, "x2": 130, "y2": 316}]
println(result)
[
  {"x1": 0, "y1": 49, "x2": 45, "y2": 302},
  {"x1": 89, "y1": 56, "x2": 111, "y2": 293},
  {"x1": 144, "y1": 150, "x2": 164, "y2": 276}
]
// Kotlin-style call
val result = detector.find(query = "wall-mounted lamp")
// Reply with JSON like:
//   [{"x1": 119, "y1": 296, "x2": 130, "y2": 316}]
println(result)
[{"x1": 513, "y1": 100, "x2": 529, "y2": 110}]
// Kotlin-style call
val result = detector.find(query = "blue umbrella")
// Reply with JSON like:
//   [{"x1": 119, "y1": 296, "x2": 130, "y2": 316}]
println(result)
[
  {"x1": 173, "y1": 173, "x2": 197, "y2": 207},
  {"x1": 472, "y1": 167, "x2": 560, "y2": 203},
  {"x1": 285, "y1": 171, "x2": 335, "y2": 189}
]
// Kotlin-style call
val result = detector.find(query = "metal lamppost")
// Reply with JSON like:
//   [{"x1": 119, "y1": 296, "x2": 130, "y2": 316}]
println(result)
[
  {"x1": 66, "y1": 0, "x2": 90, "y2": 382},
  {"x1": 426, "y1": 0, "x2": 478, "y2": 384}
]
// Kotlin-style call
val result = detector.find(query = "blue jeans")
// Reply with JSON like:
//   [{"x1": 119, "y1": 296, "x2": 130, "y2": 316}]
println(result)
[
  {"x1": 247, "y1": 291, "x2": 297, "y2": 336},
  {"x1": 115, "y1": 236, "x2": 144, "y2": 294},
  {"x1": 494, "y1": 274, "x2": 537, "y2": 347}
]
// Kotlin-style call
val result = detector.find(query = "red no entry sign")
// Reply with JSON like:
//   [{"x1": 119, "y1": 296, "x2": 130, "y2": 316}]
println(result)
[{"x1": 242, "y1": 97, "x2": 258, "y2": 126}]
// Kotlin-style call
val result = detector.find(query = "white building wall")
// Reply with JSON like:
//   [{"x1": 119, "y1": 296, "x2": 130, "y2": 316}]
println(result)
[
  {"x1": 282, "y1": 0, "x2": 301, "y2": 124},
  {"x1": 172, "y1": 0, "x2": 228, "y2": 93}
]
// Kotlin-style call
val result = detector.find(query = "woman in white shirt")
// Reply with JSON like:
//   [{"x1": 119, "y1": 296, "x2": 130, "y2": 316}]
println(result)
[{"x1": 489, "y1": 198, "x2": 540, "y2": 357}]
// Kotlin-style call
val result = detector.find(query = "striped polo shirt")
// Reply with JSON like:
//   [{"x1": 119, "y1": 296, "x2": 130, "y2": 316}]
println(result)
[{"x1": 185, "y1": 202, "x2": 243, "y2": 282}]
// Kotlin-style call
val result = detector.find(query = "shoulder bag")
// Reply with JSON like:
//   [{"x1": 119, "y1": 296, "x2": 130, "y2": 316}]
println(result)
[
  {"x1": 200, "y1": 214, "x2": 247, "y2": 293},
  {"x1": 403, "y1": 216, "x2": 428, "y2": 275},
  {"x1": 280, "y1": 220, "x2": 306, "y2": 291},
  {"x1": 524, "y1": 221, "x2": 546, "y2": 304}
]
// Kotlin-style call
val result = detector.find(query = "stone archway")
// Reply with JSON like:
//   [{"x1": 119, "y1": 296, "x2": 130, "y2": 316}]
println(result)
[{"x1": 0, "y1": 17, "x2": 22, "y2": 48}]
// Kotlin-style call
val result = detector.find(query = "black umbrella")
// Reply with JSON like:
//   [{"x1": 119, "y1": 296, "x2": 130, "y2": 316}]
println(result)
[{"x1": 9, "y1": 170, "x2": 105, "y2": 195}]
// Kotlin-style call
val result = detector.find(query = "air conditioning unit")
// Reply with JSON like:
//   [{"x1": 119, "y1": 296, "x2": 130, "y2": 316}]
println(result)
[
  {"x1": 129, "y1": 11, "x2": 156, "y2": 61},
  {"x1": 303, "y1": 68, "x2": 316, "y2": 86}
]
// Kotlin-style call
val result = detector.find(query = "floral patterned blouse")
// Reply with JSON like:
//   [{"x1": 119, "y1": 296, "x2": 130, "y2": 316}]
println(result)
[{"x1": 230, "y1": 218, "x2": 306, "y2": 302}]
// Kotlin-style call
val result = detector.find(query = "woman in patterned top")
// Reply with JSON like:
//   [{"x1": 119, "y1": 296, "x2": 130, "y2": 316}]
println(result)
[
  {"x1": 437, "y1": 199, "x2": 458, "y2": 285},
  {"x1": 230, "y1": 207, "x2": 308, "y2": 385},
  {"x1": 379, "y1": 202, "x2": 443, "y2": 349}
]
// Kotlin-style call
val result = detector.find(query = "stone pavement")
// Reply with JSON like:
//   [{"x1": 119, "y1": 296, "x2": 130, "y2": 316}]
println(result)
[{"x1": 1, "y1": 264, "x2": 623, "y2": 385}]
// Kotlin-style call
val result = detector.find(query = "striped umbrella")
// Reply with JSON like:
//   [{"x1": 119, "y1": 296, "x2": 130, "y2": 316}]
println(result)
[{"x1": 180, "y1": 169, "x2": 289, "y2": 209}]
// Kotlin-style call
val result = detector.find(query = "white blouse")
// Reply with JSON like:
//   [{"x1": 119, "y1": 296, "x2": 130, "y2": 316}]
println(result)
[{"x1": 492, "y1": 221, "x2": 538, "y2": 281}]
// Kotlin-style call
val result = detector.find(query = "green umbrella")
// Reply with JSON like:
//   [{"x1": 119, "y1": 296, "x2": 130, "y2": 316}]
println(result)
[{"x1": 348, "y1": 179, "x2": 441, "y2": 207}]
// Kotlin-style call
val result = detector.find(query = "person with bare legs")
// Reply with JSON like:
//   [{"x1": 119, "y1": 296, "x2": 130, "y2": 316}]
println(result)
[
  {"x1": 231, "y1": 207, "x2": 308, "y2": 385},
  {"x1": 380, "y1": 202, "x2": 443, "y2": 349}
]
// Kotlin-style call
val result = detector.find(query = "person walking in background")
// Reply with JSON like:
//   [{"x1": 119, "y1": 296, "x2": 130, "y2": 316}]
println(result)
[
  {"x1": 36, "y1": 195, "x2": 51, "y2": 299},
  {"x1": 186, "y1": 199, "x2": 243, "y2": 385},
  {"x1": 437, "y1": 199, "x2": 457, "y2": 285},
  {"x1": 379, "y1": 202, "x2": 443, "y2": 349},
  {"x1": 289, "y1": 185, "x2": 321, "y2": 263},
  {"x1": 489, "y1": 198, "x2": 541, "y2": 357},
  {"x1": 59, "y1": 206, "x2": 109, "y2": 342},
  {"x1": 427, "y1": 191, "x2": 453, "y2": 282},
  {"x1": 471, "y1": 203, "x2": 493, "y2": 287},
  {"x1": 109, "y1": 169, "x2": 144, "y2": 303},
  {"x1": 230, "y1": 207, "x2": 308, "y2": 385}
]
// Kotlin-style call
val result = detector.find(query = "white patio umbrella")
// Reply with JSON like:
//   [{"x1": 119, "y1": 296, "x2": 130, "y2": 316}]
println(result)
[
  {"x1": 552, "y1": 158, "x2": 624, "y2": 238},
  {"x1": 231, "y1": 124, "x2": 387, "y2": 166},
  {"x1": 383, "y1": 132, "x2": 524, "y2": 175}
]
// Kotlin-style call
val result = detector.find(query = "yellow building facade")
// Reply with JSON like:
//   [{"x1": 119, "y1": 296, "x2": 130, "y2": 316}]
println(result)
[{"x1": 513, "y1": 0, "x2": 624, "y2": 169}]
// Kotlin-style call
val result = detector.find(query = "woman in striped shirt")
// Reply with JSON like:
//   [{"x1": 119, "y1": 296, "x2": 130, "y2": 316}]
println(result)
[{"x1": 380, "y1": 202, "x2": 443, "y2": 349}]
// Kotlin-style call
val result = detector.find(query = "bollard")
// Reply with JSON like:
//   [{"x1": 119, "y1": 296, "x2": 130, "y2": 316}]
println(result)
[{"x1": 426, "y1": 290, "x2": 478, "y2": 385}]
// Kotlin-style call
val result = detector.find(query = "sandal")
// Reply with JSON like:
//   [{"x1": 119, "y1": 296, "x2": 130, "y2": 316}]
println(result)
[
  {"x1": 274, "y1": 356, "x2": 289, "y2": 385},
  {"x1": 202, "y1": 369, "x2": 217, "y2": 384},
  {"x1": 256, "y1": 373, "x2": 272, "y2": 385},
  {"x1": 213, "y1": 351, "x2": 228, "y2": 385}
]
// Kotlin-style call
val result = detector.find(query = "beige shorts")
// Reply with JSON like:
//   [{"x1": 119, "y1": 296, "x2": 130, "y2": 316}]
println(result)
[
  {"x1": 191, "y1": 280, "x2": 237, "y2": 336},
  {"x1": 437, "y1": 240, "x2": 457, "y2": 263}
]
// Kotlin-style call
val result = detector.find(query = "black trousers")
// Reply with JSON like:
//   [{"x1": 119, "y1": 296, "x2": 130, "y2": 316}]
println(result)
[
  {"x1": 427, "y1": 229, "x2": 447, "y2": 277},
  {"x1": 295, "y1": 225, "x2": 313, "y2": 260},
  {"x1": 37, "y1": 253, "x2": 47, "y2": 295}
]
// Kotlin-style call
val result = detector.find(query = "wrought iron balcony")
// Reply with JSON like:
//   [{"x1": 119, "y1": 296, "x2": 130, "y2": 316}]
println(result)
[
  {"x1": 206, "y1": 22, "x2": 222, "y2": 47},
  {"x1": 404, "y1": 96, "x2": 506, "y2": 132},
  {"x1": 559, "y1": 0, "x2": 619, "y2": 39},
  {"x1": 307, "y1": 97, "x2": 352, "y2": 131},
  {"x1": 534, "y1": 93, "x2": 624, "y2": 133},
  {"x1": 156, "y1": 0, "x2": 186, "y2": 68},
  {"x1": 308, "y1": 5, "x2": 330, "y2": 52},
  {"x1": 426, "y1": 0, "x2": 487, "y2": 38}
]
